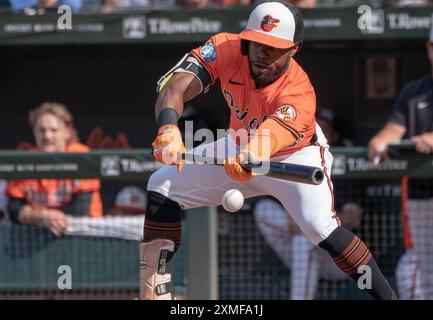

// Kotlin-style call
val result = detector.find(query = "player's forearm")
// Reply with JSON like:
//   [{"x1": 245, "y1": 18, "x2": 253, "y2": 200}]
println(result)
[
  {"x1": 155, "y1": 87, "x2": 184, "y2": 125},
  {"x1": 154, "y1": 73, "x2": 201, "y2": 126},
  {"x1": 244, "y1": 118, "x2": 297, "y2": 161},
  {"x1": 371, "y1": 122, "x2": 406, "y2": 146}
]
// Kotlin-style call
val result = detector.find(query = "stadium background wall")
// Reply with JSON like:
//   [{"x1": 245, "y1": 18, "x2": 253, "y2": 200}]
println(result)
[{"x1": 0, "y1": 39, "x2": 430, "y2": 149}]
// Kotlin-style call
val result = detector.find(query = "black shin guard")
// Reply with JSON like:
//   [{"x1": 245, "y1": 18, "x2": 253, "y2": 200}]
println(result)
[
  {"x1": 319, "y1": 226, "x2": 398, "y2": 300},
  {"x1": 143, "y1": 191, "x2": 182, "y2": 251}
]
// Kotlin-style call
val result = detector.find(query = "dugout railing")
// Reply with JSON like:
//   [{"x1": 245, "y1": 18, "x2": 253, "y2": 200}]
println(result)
[{"x1": 0, "y1": 147, "x2": 432, "y2": 299}]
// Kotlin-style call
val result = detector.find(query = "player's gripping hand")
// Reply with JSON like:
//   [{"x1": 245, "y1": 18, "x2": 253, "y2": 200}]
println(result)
[
  {"x1": 224, "y1": 150, "x2": 255, "y2": 182},
  {"x1": 152, "y1": 124, "x2": 185, "y2": 172}
]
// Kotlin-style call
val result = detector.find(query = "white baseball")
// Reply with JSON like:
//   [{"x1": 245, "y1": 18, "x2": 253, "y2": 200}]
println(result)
[{"x1": 222, "y1": 189, "x2": 244, "y2": 213}]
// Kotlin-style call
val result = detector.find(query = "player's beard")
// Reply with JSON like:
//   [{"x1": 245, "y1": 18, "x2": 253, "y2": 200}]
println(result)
[{"x1": 249, "y1": 58, "x2": 290, "y2": 87}]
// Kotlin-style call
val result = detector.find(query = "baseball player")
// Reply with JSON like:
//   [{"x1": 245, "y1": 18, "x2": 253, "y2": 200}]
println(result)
[{"x1": 141, "y1": 2, "x2": 397, "y2": 300}]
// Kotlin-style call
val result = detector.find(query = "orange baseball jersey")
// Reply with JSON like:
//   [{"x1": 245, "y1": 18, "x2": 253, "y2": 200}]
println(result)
[
  {"x1": 6, "y1": 142, "x2": 102, "y2": 218},
  {"x1": 190, "y1": 32, "x2": 317, "y2": 157}
]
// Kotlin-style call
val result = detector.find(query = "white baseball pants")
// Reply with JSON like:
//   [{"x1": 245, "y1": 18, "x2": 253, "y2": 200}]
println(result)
[{"x1": 147, "y1": 128, "x2": 339, "y2": 246}]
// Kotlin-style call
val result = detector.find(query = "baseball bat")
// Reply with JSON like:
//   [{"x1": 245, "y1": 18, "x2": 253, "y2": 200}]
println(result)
[
  {"x1": 241, "y1": 161, "x2": 324, "y2": 185},
  {"x1": 182, "y1": 154, "x2": 324, "y2": 185}
]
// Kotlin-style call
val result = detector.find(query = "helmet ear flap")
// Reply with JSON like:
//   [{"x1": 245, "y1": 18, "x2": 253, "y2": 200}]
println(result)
[{"x1": 240, "y1": 40, "x2": 249, "y2": 56}]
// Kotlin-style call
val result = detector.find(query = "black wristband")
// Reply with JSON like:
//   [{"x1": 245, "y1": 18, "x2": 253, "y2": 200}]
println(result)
[{"x1": 157, "y1": 108, "x2": 180, "y2": 128}]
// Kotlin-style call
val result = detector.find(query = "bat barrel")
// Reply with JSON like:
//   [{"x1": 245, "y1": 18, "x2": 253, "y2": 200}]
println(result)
[
  {"x1": 244, "y1": 162, "x2": 324, "y2": 185},
  {"x1": 182, "y1": 154, "x2": 325, "y2": 185}
]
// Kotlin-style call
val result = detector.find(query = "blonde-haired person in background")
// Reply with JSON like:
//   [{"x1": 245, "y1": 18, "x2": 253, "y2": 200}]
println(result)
[{"x1": 6, "y1": 102, "x2": 102, "y2": 236}]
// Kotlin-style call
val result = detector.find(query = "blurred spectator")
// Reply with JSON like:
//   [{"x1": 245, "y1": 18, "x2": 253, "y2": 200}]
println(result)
[
  {"x1": 100, "y1": 0, "x2": 117, "y2": 12},
  {"x1": 368, "y1": 27, "x2": 433, "y2": 299},
  {"x1": 6, "y1": 102, "x2": 103, "y2": 236},
  {"x1": 10, "y1": 0, "x2": 82, "y2": 13},
  {"x1": 213, "y1": 0, "x2": 251, "y2": 5},
  {"x1": 100, "y1": 0, "x2": 150, "y2": 13},
  {"x1": 175, "y1": 0, "x2": 204, "y2": 7},
  {"x1": 391, "y1": 0, "x2": 432, "y2": 7},
  {"x1": 185, "y1": 0, "x2": 208, "y2": 7},
  {"x1": 255, "y1": 0, "x2": 315, "y2": 8},
  {"x1": 178, "y1": 0, "x2": 250, "y2": 7},
  {"x1": 288, "y1": 0, "x2": 316, "y2": 7}
]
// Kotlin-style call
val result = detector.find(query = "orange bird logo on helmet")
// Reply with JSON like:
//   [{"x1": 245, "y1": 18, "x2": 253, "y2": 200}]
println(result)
[{"x1": 260, "y1": 15, "x2": 280, "y2": 32}]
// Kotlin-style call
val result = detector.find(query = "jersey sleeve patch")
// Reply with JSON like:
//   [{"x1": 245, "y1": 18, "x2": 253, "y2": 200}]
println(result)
[
  {"x1": 200, "y1": 41, "x2": 216, "y2": 62},
  {"x1": 275, "y1": 104, "x2": 297, "y2": 121}
]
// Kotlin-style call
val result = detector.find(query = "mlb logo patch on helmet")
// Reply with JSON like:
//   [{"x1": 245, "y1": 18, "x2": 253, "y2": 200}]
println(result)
[
  {"x1": 276, "y1": 105, "x2": 296, "y2": 121},
  {"x1": 239, "y1": 2, "x2": 304, "y2": 49}
]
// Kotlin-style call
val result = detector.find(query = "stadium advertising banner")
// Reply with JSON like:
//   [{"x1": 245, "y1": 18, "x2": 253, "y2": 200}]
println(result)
[
  {"x1": 0, "y1": 149, "x2": 432, "y2": 180},
  {"x1": 0, "y1": 150, "x2": 160, "y2": 179},
  {"x1": 1, "y1": 7, "x2": 433, "y2": 45}
]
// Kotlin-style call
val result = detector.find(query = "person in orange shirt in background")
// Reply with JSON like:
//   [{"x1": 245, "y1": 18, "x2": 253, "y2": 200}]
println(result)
[{"x1": 6, "y1": 102, "x2": 102, "y2": 236}]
